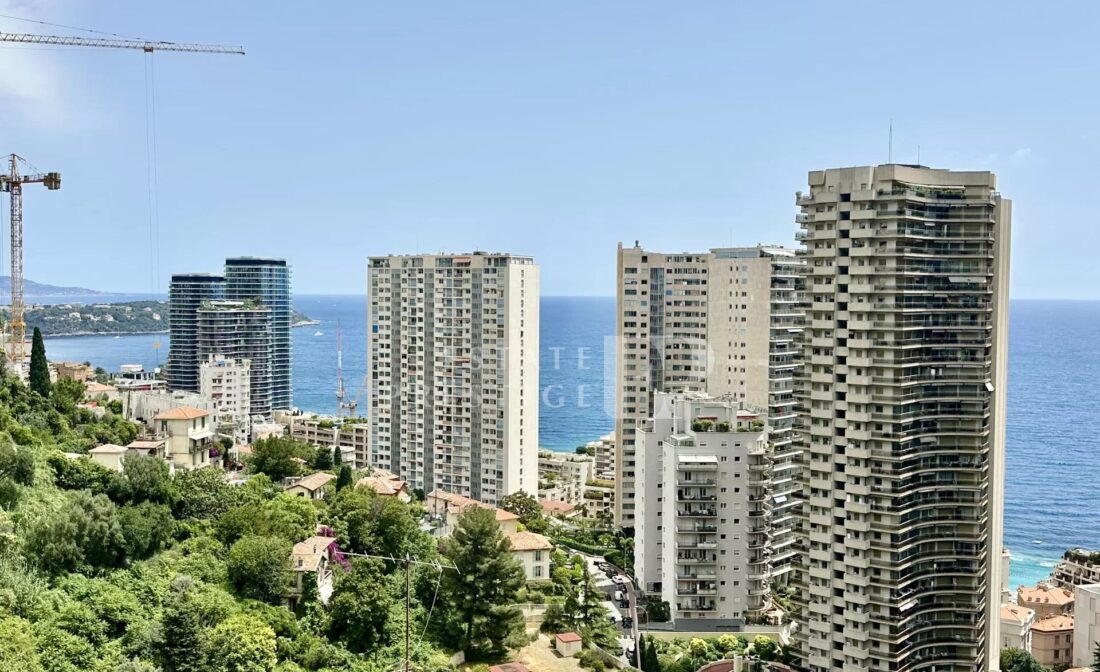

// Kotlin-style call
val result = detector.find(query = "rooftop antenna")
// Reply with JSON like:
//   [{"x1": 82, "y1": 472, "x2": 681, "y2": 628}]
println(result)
[
  {"x1": 888, "y1": 120, "x2": 893, "y2": 163},
  {"x1": 917, "y1": 144, "x2": 921, "y2": 165}
]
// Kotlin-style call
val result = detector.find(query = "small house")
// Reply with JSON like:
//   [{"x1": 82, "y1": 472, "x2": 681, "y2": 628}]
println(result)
[{"x1": 286, "y1": 472, "x2": 336, "y2": 500}]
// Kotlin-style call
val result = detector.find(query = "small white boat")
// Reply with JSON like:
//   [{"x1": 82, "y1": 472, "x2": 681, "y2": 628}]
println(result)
[{"x1": 314, "y1": 331, "x2": 324, "y2": 336}]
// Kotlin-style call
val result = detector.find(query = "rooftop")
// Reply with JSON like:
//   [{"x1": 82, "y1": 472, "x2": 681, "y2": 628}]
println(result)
[
  {"x1": 505, "y1": 531, "x2": 553, "y2": 552},
  {"x1": 428, "y1": 489, "x2": 520, "y2": 522},
  {"x1": 1000, "y1": 604, "x2": 1035, "y2": 624},
  {"x1": 1031, "y1": 614, "x2": 1074, "y2": 633},
  {"x1": 357, "y1": 475, "x2": 408, "y2": 497},
  {"x1": 1019, "y1": 584, "x2": 1074, "y2": 606},
  {"x1": 154, "y1": 407, "x2": 210, "y2": 421},
  {"x1": 291, "y1": 536, "x2": 336, "y2": 572},
  {"x1": 89, "y1": 443, "x2": 127, "y2": 454},
  {"x1": 291, "y1": 472, "x2": 337, "y2": 492},
  {"x1": 556, "y1": 632, "x2": 582, "y2": 644},
  {"x1": 540, "y1": 499, "x2": 577, "y2": 516}
]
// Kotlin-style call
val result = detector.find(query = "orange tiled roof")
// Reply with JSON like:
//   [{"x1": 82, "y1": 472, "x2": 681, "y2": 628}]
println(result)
[
  {"x1": 291, "y1": 536, "x2": 336, "y2": 572},
  {"x1": 428, "y1": 489, "x2": 519, "y2": 521},
  {"x1": 1031, "y1": 614, "x2": 1074, "y2": 632},
  {"x1": 1000, "y1": 604, "x2": 1034, "y2": 624},
  {"x1": 505, "y1": 531, "x2": 553, "y2": 552},
  {"x1": 154, "y1": 406, "x2": 209, "y2": 420},
  {"x1": 1019, "y1": 584, "x2": 1074, "y2": 606},
  {"x1": 289, "y1": 472, "x2": 336, "y2": 492}
]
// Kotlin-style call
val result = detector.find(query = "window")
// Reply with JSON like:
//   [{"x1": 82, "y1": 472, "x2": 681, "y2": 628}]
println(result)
[
  {"x1": 534, "y1": 565, "x2": 543, "y2": 578},
  {"x1": 534, "y1": 550, "x2": 543, "y2": 561}
]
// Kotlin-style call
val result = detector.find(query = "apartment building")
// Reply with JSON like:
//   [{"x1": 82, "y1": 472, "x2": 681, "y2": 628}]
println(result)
[
  {"x1": 538, "y1": 450, "x2": 593, "y2": 506},
  {"x1": 224, "y1": 258, "x2": 292, "y2": 410},
  {"x1": 1053, "y1": 549, "x2": 1100, "y2": 590},
  {"x1": 1000, "y1": 604, "x2": 1035, "y2": 652},
  {"x1": 288, "y1": 414, "x2": 368, "y2": 468},
  {"x1": 615, "y1": 243, "x2": 805, "y2": 534},
  {"x1": 197, "y1": 300, "x2": 273, "y2": 420},
  {"x1": 368, "y1": 252, "x2": 538, "y2": 504},
  {"x1": 1072, "y1": 584, "x2": 1100, "y2": 667},
  {"x1": 635, "y1": 391, "x2": 772, "y2": 628},
  {"x1": 200, "y1": 355, "x2": 252, "y2": 445},
  {"x1": 167, "y1": 273, "x2": 224, "y2": 392},
  {"x1": 791, "y1": 165, "x2": 1011, "y2": 672}
]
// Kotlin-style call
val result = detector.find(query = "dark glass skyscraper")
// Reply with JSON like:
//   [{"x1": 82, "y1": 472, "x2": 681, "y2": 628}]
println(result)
[
  {"x1": 167, "y1": 273, "x2": 225, "y2": 392},
  {"x1": 224, "y1": 258, "x2": 292, "y2": 410}
]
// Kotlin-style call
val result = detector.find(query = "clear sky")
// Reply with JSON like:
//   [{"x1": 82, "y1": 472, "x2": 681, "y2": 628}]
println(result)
[{"x1": 0, "y1": 1, "x2": 1093, "y2": 297}]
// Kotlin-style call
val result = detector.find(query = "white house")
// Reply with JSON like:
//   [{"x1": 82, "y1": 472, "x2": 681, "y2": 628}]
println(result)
[{"x1": 505, "y1": 530, "x2": 553, "y2": 582}]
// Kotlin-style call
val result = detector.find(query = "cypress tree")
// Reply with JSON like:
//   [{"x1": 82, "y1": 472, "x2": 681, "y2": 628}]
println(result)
[
  {"x1": 29, "y1": 327, "x2": 49, "y2": 396},
  {"x1": 335, "y1": 465, "x2": 352, "y2": 491},
  {"x1": 333, "y1": 444, "x2": 343, "y2": 466}
]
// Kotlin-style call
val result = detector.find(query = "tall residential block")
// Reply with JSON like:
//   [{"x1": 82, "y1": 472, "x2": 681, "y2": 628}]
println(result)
[
  {"x1": 791, "y1": 165, "x2": 1010, "y2": 672},
  {"x1": 167, "y1": 273, "x2": 225, "y2": 392},
  {"x1": 614, "y1": 243, "x2": 805, "y2": 540},
  {"x1": 368, "y1": 252, "x2": 539, "y2": 505},
  {"x1": 635, "y1": 392, "x2": 771, "y2": 627},
  {"x1": 196, "y1": 300, "x2": 273, "y2": 420},
  {"x1": 200, "y1": 355, "x2": 252, "y2": 445},
  {"x1": 224, "y1": 258, "x2": 292, "y2": 410}
]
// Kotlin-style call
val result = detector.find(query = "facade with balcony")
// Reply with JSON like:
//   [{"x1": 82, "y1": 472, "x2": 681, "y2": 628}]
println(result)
[{"x1": 636, "y1": 391, "x2": 772, "y2": 629}]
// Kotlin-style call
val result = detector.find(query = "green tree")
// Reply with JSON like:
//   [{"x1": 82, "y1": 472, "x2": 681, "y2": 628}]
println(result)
[
  {"x1": 47, "y1": 453, "x2": 120, "y2": 495},
  {"x1": 155, "y1": 577, "x2": 206, "y2": 672},
  {"x1": 247, "y1": 437, "x2": 313, "y2": 482},
  {"x1": 121, "y1": 453, "x2": 175, "y2": 505},
  {"x1": 312, "y1": 446, "x2": 332, "y2": 471},
  {"x1": 751, "y1": 635, "x2": 780, "y2": 662},
  {"x1": 1094, "y1": 641, "x2": 1100, "y2": 671},
  {"x1": 29, "y1": 327, "x2": 49, "y2": 397},
  {"x1": 205, "y1": 613, "x2": 278, "y2": 672},
  {"x1": 332, "y1": 444, "x2": 342, "y2": 467},
  {"x1": 0, "y1": 615, "x2": 41, "y2": 672},
  {"x1": 118, "y1": 502, "x2": 174, "y2": 560},
  {"x1": 227, "y1": 535, "x2": 291, "y2": 604},
  {"x1": 644, "y1": 639, "x2": 660, "y2": 672},
  {"x1": 0, "y1": 442, "x2": 35, "y2": 486},
  {"x1": 329, "y1": 486, "x2": 429, "y2": 559},
  {"x1": 1000, "y1": 647, "x2": 1047, "y2": 672},
  {"x1": 439, "y1": 506, "x2": 526, "y2": 654},
  {"x1": 326, "y1": 558, "x2": 394, "y2": 652},
  {"x1": 173, "y1": 467, "x2": 235, "y2": 520},
  {"x1": 500, "y1": 490, "x2": 548, "y2": 533},
  {"x1": 25, "y1": 490, "x2": 125, "y2": 573},
  {"x1": 335, "y1": 465, "x2": 352, "y2": 492}
]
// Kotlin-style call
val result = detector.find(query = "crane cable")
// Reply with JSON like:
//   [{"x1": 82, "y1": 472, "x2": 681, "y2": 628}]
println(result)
[
  {"x1": 0, "y1": 12, "x2": 149, "y2": 41},
  {"x1": 144, "y1": 51, "x2": 161, "y2": 299}
]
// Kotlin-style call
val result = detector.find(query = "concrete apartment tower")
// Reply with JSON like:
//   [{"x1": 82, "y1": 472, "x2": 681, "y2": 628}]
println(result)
[
  {"x1": 224, "y1": 258, "x2": 292, "y2": 410},
  {"x1": 367, "y1": 252, "x2": 539, "y2": 504},
  {"x1": 200, "y1": 355, "x2": 252, "y2": 445},
  {"x1": 614, "y1": 244, "x2": 805, "y2": 544},
  {"x1": 635, "y1": 391, "x2": 772, "y2": 627},
  {"x1": 790, "y1": 165, "x2": 1010, "y2": 672},
  {"x1": 196, "y1": 300, "x2": 273, "y2": 421},
  {"x1": 167, "y1": 273, "x2": 225, "y2": 392}
]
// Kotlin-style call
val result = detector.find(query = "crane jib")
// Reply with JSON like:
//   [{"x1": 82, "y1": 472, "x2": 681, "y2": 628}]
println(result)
[{"x1": 0, "y1": 32, "x2": 244, "y2": 55}]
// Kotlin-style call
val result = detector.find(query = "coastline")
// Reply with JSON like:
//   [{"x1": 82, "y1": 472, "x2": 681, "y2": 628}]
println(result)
[{"x1": 44, "y1": 322, "x2": 321, "y2": 339}]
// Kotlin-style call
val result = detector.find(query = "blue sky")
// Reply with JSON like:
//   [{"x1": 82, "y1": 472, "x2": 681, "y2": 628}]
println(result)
[{"x1": 0, "y1": 1, "x2": 1094, "y2": 297}]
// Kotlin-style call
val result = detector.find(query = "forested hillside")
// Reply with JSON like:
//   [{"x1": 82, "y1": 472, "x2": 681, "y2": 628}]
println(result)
[{"x1": 0, "y1": 360, "x2": 531, "y2": 672}]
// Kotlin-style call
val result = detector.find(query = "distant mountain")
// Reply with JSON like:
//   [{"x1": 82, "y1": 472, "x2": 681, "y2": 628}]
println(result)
[{"x1": 0, "y1": 276, "x2": 115, "y2": 297}]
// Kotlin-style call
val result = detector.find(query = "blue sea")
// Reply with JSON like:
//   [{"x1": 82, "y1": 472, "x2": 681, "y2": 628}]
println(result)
[{"x1": 39, "y1": 295, "x2": 1099, "y2": 591}]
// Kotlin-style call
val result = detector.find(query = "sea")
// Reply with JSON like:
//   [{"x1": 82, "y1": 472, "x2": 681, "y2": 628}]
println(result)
[{"x1": 36, "y1": 294, "x2": 1100, "y2": 591}]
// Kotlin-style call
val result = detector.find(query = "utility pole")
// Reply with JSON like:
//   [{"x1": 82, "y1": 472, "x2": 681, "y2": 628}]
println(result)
[{"x1": 405, "y1": 554, "x2": 412, "y2": 672}]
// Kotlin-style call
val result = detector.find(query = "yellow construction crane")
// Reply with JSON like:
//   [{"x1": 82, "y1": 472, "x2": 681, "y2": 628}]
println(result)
[
  {"x1": 0, "y1": 156, "x2": 59, "y2": 369},
  {"x1": 0, "y1": 30, "x2": 242, "y2": 370}
]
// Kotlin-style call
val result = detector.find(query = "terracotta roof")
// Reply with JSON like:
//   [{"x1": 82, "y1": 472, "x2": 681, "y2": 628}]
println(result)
[
  {"x1": 127, "y1": 439, "x2": 165, "y2": 449},
  {"x1": 490, "y1": 665, "x2": 530, "y2": 672},
  {"x1": 1000, "y1": 604, "x2": 1035, "y2": 624},
  {"x1": 289, "y1": 472, "x2": 336, "y2": 492},
  {"x1": 1031, "y1": 614, "x2": 1074, "y2": 632},
  {"x1": 291, "y1": 536, "x2": 336, "y2": 572},
  {"x1": 540, "y1": 499, "x2": 576, "y2": 515},
  {"x1": 89, "y1": 443, "x2": 127, "y2": 454},
  {"x1": 1019, "y1": 584, "x2": 1075, "y2": 606},
  {"x1": 427, "y1": 489, "x2": 520, "y2": 522},
  {"x1": 506, "y1": 531, "x2": 553, "y2": 552},
  {"x1": 556, "y1": 632, "x2": 582, "y2": 643},
  {"x1": 85, "y1": 382, "x2": 116, "y2": 394},
  {"x1": 357, "y1": 475, "x2": 408, "y2": 496},
  {"x1": 154, "y1": 406, "x2": 209, "y2": 421}
]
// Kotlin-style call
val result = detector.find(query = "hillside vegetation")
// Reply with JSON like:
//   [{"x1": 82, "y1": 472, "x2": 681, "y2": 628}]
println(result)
[{"x1": 0, "y1": 349, "x2": 528, "y2": 672}]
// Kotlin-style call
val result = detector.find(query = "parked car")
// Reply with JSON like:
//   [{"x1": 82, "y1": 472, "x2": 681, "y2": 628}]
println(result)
[
  {"x1": 622, "y1": 617, "x2": 633, "y2": 628},
  {"x1": 612, "y1": 575, "x2": 625, "y2": 585},
  {"x1": 614, "y1": 590, "x2": 624, "y2": 602}
]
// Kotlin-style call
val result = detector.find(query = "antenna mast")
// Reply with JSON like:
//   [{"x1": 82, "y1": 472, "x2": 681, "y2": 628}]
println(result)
[{"x1": 336, "y1": 321, "x2": 346, "y2": 417}]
